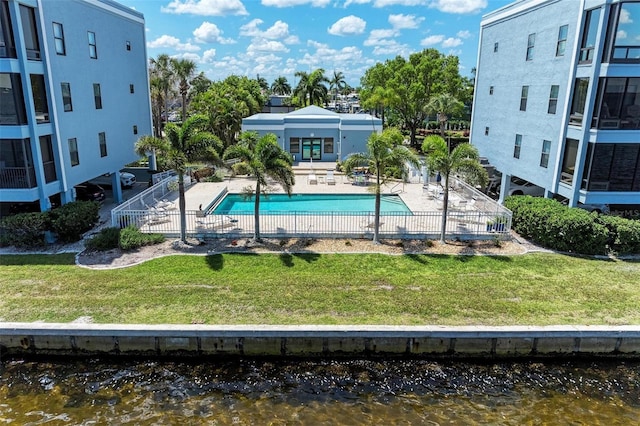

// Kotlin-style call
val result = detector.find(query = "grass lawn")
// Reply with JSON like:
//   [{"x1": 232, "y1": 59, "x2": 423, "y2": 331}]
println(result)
[{"x1": 1, "y1": 252, "x2": 638, "y2": 326}]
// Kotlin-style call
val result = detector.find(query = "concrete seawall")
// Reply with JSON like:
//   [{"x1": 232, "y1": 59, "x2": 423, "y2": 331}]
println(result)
[{"x1": 1, "y1": 324, "x2": 639, "y2": 359}]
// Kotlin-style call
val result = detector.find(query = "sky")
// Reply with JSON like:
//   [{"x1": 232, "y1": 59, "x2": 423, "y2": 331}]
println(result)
[{"x1": 121, "y1": 0, "x2": 512, "y2": 87}]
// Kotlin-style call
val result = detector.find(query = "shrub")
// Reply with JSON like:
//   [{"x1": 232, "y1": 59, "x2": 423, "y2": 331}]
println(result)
[
  {"x1": 86, "y1": 227, "x2": 120, "y2": 251},
  {"x1": 596, "y1": 215, "x2": 640, "y2": 254},
  {"x1": 119, "y1": 225, "x2": 164, "y2": 251},
  {"x1": 504, "y1": 195, "x2": 608, "y2": 255},
  {"x1": 0, "y1": 212, "x2": 48, "y2": 248},
  {"x1": 47, "y1": 201, "x2": 100, "y2": 243}
]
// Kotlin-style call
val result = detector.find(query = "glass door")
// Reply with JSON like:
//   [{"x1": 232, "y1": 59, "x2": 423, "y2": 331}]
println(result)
[{"x1": 302, "y1": 139, "x2": 322, "y2": 160}]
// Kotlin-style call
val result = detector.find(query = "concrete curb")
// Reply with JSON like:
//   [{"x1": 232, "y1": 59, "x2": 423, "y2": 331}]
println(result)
[{"x1": 2, "y1": 324, "x2": 639, "y2": 358}]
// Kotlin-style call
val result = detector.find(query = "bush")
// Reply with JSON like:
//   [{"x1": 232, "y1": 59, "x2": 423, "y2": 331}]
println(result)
[
  {"x1": 596, "y1": 215, "x2": 640, "y2": 254},
  {"x1": 119, "y1": 225, "x2": 165, "y2": 251},
  {"x1": 86, "y1": 227, "x2": 121, "y2": 251},
  {"x1": 47, "y1": 201, "x2": 100, "y2": 243},
  {"x1": 0, "y1": 212, "x2": 48, "y2": 248},
  {"x1": 504, "y1": 196, "x2": 608, "y2": 255}
]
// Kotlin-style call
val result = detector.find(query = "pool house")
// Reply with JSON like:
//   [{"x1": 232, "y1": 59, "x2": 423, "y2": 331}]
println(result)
[{"x1": 241, "y1": 106, "x2": 383, "y2": 164}]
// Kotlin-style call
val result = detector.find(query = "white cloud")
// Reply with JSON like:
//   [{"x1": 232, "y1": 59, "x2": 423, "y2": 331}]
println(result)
[
  {"x1": 193, "y1": 22, "x2": 234, "y2": 44},
  {"x1": 240, "y1": 19, "x2": 300, "y2": 44},
  {"x1": 173, "y1": 52, "x2": 201, "y2": 62},
  {"x1": 429, "y1": 0, "x2": 487, "y2": 14},
  {"x1": 420, "y1": 34, "x2": 444, "y2": 46},
  {"x1": 161, "y1": 0, "x2": 248, "y2": 16},
  {"x1": 372, "y1": 40, "x2": 411, "y2": 56},
  {"x1": 388, "y1": 13, "x2": 424, "y2": 29},
  {"x1": 247, "y1": 39, "x2": 290, "y2": 53},
  {"x1": 457, "y1": 29, "x2": 471, "y2": 38},
  {"x1": 616, "y1": 30, "x2": 627, "y2": 40},
  {"x1": 344, "y1": 0, "x2": 370, "y2": 6},
  {"x1": 202, "y1": 49, "x2": 217, "y2": 62},
  {"x1": 261, "y1": 0, "x2": 331, "y2": 7},
  {"x1": 442, "y1": 37, "x2": 462, "y2": 47},
  {"x1": 364, "y1": 28, "x2": 398, "y2": 46},
  {"x1": 619, "y1": 8, "x2": 632, "y2": 24},
  {"x1": 298, "y1": 40, "x2": 364, "y2": 69},
  {"x1": 328, "y1": 15, "x2": 367, "y2": 36},
  {"x1": 147, "y1": 35, "x2": 200, "y2": 52},
  {"x1": 373, "y1": 0, "x2": 427, "y2": 6}
]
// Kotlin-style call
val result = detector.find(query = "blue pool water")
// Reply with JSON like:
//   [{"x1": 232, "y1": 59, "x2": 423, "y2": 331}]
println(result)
[{"x1": 213, "y1": 193, "x2": 411, "y2": 214}]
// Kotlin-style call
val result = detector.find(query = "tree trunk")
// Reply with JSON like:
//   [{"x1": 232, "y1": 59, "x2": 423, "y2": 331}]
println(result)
[
  {"x1": 254, "y1": 180, "x2": 261, "y2": 241},
  {"x1": 178, "y1": 172, "x2": 187, "y2": 243},
  {"x1": 373, "y1": 170, "x2": 381, "y2": 244},
  {"x1": 440, "y1": 174, "x2": 449, "y2": 243},
  {"x1": 181, "y1": 92, "x2": 187, "y2": 122}
]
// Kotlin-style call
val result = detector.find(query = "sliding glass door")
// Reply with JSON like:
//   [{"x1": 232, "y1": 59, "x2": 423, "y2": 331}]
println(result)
[{"x1": 302, "y1": 138, "x2": 322, "y2": 160}]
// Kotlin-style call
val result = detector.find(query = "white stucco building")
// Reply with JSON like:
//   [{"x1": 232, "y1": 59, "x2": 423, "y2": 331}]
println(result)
[
  {"x1": 471, "y1": 0, "x2": 640, "y2": 216},
  {"x1": 0, "y1": 0, "x2": 151, "y2": 214},
  {"x1": 241, "y1": 106, "x2": 383, "y2": 164}
]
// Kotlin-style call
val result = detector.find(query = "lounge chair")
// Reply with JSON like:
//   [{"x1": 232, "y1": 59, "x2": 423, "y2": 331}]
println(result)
[
  {"x1": 196, "y1": 215, "x2": 239, "y2": 231},
  {"x1": 145, "y1": 207, "x2": 170, "y2": 225},
  {"x1": 155, "y1": 198, "x2": 177, "y2": 210},
  {"x1": 308, "y1": 173, "x2": 318, "y2": 185},
  {"x1": 326, "y1": 169, "x2": 336, "y2": 185}
]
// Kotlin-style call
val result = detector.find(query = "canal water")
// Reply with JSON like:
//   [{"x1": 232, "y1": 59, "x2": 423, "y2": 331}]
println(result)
[{"x1": 1, "y1": 358, "x2": 638, "y2": 424}]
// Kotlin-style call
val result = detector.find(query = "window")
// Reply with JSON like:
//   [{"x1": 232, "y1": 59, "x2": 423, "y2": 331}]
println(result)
[
  {"x1": 30, "y1": 74, "x2": 49, "y2": 123},
  {"x1": 484, "y1": 127, "x2": 489, "y2": 136},
  {"x1": 494, "y1": 42, "x2": 498, "y2": 52},
  {"x1": 40, "y1": 135, "x2": 56, "y2": 183},
  {"x1": 582, "y1": 143, "x2": 640, "y2": 191},
  {"x1": 93, "y1": 83, "x2": 102, "y2": 109},
  {"x1": 1, "y1": 1, "x2": 17, "y2": 58},
  {"x1": 548, "y1": 85, "x2": 559, "y2": 114},
  {"x1": 606, "y1": 2, "x2": 640, "y2": 63},
  {"x1": 323, "y1": 137, "x2": 334, "y2": 154},
  {"x1": 53, "y1": 22, "x2": 65, "y2": 55},
  {"x1": 540, "y1": 140, "x2": 551, "y2": 168},
  {"x1": 19, "y1": 5, "x2": 40, "y2": 60},
  {"x1": 0, "y1": 73, "x2": 27, "y2": 125},
  {"x1": 61, "y1": 82, "x2": 72, "y2": 112},
  {"x1": 526, "y1": 33, "x2": 535, "y2": 60},
  {"x1": 489, "y1": 86, "x2": 494, "y2": 95},
  {"x1": 569, "y1": 78, "x2": 589, "y2": 126},
  {"x1": 68, "y1": 138, "x2": 79, "y2": 166},
  {"x1": 520, "y1": 86, "x2": 529, "y2": 111},
  {"x1": 88, "y1": 31, "x2": 97, "y2": 59},
  {"x1": 126, "y1": 40, "x2": 131, "y2": 51},
  {"x1": 579, "y1": 8, "x2": 601, "y2": 63},
  {"x1": 513, "y1": 134, "x2": 522, "y2": 159},
  {"x1": 289, "y1": 137, "x2": 300, "y2": 154},
  {"x1": 98, "y1": 132, "x2": 107, "y2": 157},
  {"x1": 133, "y1": 125, "x2": 138, "y2": 135},
  {"x1": 592, "y1": 77, "x2": 640, "y2": 129},
  {"x1": 560, "y1": 138, "x2": 579, "y2": 184},
  {"x1": 129, "y1": 84, "x2": 134, "y2": 94},
  {"x1": 556, "y1": 25, "x2": 568, "y2": 56}
]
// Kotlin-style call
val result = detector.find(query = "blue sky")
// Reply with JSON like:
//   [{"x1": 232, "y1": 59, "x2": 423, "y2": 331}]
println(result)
[{"x1": 122, "y1": 0, "x2": 511, "y2": 87}]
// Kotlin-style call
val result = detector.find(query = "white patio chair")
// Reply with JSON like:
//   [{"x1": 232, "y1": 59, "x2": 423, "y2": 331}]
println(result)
[{"x1": 326, "y1": 169, "x2": 336, "y2": 185}]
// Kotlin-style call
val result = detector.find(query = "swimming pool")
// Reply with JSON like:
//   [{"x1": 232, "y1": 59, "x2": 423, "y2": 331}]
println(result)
[{"x1": 212, "y1": 193, "x2": 411, "y2": 214}]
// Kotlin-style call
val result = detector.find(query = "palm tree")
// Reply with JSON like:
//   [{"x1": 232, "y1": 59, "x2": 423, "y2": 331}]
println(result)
[
  {"x1": 149, "y1": 54, "x2": 173, "y2": 126},
  {"x1": 293, "y1": 71, "x2": 310, "y2": 106},
  {"x1": 136, "y1": 116, "x2": 223, "y2": 243},
  {"x1": 329, "y1": 70, "x2": 346, "y2": 106},
  {"x1": 422, "y1": 135, "x2": 488, "y2": 243},
  {"x1": 342, "y1": 128, "x2": 420, "y2": 244},
  {"x1": 307, "y1": 68, "x2": 329, "y2": 106},
  {"x1": 271, "y1": 76, "x2": 291, "y2": 95},
  {"x1": 426, "y1": 93, "x2": 464, "y2": 145},
  {"x1": 171, "y1": 58, "x2": 197, "y2": 122},
  {"x1": 223, "y1": 132, "x2": 295, "y2": 242},
  {"x1": 256, "y1": 75, "x2": 269, "y2": 94}
]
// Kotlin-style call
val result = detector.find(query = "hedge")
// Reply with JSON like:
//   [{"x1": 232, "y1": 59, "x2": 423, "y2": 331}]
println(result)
[
  {"x1": 47, "y1": 201, "x2": 100, "y2": 243},
  {"x1": 0, "y1": 212, "x2": 48, "y2": 248},
  {"x1": 505, "y1": 196, "x2": 639, "y2": 255}
]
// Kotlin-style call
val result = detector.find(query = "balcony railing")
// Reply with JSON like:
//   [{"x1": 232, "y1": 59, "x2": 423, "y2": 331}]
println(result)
[{"x1": 0, "y1": 166, "x2": 37, "y2": 188}]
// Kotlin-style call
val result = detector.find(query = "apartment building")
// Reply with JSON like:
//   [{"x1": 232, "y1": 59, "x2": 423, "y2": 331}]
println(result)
[
  {"x1": 471, "y1": 0, "x2": 640, "y2": 215},
  {"x1": 0, "y1": 0, "x2": 151, "y2": 214}
]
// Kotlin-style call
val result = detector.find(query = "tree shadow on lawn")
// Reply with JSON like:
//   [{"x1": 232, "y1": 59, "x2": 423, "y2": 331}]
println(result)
[
  {"x1": 404, "y1": 253, "x2": 514, "y2": 265},
  {"x1": 279, "y1": 252, "x2": 322, "y2": 267}
]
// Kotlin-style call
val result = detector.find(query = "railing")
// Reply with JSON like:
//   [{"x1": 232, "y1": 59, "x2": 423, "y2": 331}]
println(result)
[
  {"x1": 111, "y1": 174, "x2": 180, "y2": 227},
  {"x1": 113, "y1": 209, "x2": 511, "y2": 241},
  {"x1": 0, "y1": 166, "x2": 37, "y2": 188}
]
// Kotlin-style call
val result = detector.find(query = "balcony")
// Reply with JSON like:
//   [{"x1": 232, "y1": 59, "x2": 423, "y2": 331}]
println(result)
[{"x1": 0, "y1": 166, "x2": 37, "y2": 189}]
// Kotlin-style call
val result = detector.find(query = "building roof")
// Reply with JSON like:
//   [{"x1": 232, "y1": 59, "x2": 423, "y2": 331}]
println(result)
[{"x1": 243, "y1": 106, "x2": 381, "y2": 126}]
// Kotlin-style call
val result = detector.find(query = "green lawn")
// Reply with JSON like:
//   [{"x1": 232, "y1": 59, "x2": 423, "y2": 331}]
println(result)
[{"x1": 1, "y1": 253, "x2": 638, "y2": 326}]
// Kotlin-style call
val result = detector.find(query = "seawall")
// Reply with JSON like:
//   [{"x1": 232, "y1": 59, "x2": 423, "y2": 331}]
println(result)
[{"x1": 2, "y1": 324, "x2": 640, "y2": 359}]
